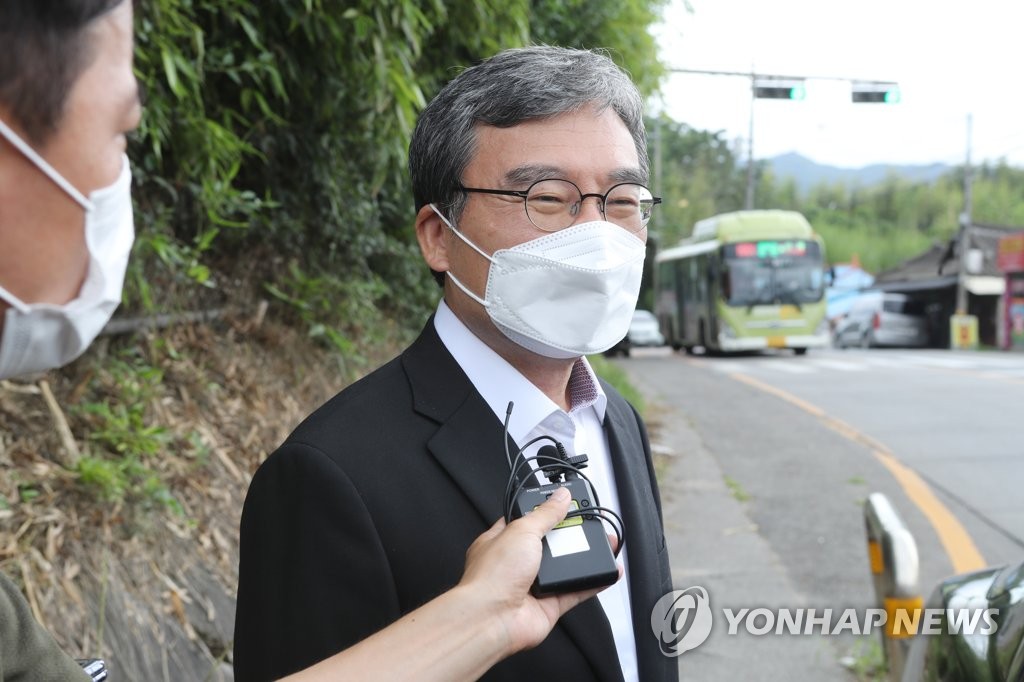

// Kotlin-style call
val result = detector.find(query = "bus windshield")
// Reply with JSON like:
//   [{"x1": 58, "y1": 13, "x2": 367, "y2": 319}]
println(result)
[{"x1": 722, "y1": 240, "x2": 824, "y2": 307}]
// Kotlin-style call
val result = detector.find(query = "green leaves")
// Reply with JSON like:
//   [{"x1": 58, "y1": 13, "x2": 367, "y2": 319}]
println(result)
[
  {"x1": 129, "y1": 0, "x2": 671, "y2": 342},
  {"x1": 648, "y1": 115, "x2": 745, "y2": 246},
  {"x1": 72, "y1": 352, "x2": 180, "y2": 511}
]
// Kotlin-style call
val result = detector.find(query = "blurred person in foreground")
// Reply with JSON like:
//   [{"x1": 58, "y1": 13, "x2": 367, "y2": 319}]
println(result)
[
  {"x1": 234, "y1": 46, "x2": 676, "y2": 682},
  {"x1": 0, "y1": 2, "x2": 602, "y2": 680},
  {"x1": 0, "y1": 0, "x2": 139, "y2": 677}
]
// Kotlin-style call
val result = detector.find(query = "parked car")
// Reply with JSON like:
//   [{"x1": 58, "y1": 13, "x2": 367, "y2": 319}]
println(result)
[
  {"x1": 604, "y1": 310, "x2": 665, "y2": 357},
  {"x1": 833, "y1": 292, "x2": 929, "y2": 348},
  {"x1": 902, "y1": 560, "x2": 1024, "y2": 681},
  {"x1": 628, "y1": 309, "x2": 665, "y2": 348}
]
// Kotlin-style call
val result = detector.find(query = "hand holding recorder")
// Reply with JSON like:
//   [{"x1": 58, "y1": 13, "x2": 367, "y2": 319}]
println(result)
[{"x1": 280, "y1": 489, "x2": 620, "y2": 681}]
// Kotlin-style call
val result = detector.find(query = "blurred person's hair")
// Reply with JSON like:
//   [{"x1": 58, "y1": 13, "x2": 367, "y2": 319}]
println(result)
[
  {"x1": 409, "y1": 46, "x2": 648, "y2": 286},
  {"x1": 0, "y1": 0, "x2": 126, "y2": 145}
]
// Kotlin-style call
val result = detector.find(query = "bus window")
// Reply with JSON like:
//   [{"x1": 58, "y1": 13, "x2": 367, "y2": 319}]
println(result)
[
  {"x1": 723, "y1": 240, "x2": 824, "y2": 306},
  {"x1": 725, "y1": 259, "x2": 773, "y2": 306}
]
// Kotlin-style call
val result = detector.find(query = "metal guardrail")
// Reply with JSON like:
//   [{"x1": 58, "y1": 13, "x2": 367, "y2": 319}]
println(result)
[{"x1": 864, "y1": 492, "x2": 923, "y2": 682}]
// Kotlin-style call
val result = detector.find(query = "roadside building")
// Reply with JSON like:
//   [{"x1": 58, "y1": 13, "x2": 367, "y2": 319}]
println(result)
[
  {"x1": 997, "y1": 231, "x2": 1024, "y2": 350},
  {"x1": 874, "y1": 223, "x2": 1021, "y2": 348}
]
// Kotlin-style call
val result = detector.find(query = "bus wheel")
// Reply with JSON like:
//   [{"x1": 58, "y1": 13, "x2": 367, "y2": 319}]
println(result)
[
  {"x1": 698, "y1": 323, "x2": 718, "y2": 356},
  {"x1": 683, "y1": 345, "x2": 695, "y2": 355},
  {"x1": 794, "y1": 348, "x2": 808, "y2": 356}
]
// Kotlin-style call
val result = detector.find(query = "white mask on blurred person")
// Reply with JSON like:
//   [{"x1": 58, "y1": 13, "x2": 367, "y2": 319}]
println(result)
[
  {"x1": 0, "y1": 119, "x2": 135, "y2": 379},
  {"x1": 431, "y1": 205, "x2": 645, "y2": 359}
]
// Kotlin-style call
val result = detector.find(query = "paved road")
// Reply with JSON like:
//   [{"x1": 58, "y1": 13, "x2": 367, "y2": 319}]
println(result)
[
  {"x1": 688, "y1": 346, "x2": 1024, "y2": 567},
  {"x1": 614, "y1": 346, "x2": 1024, "y2": 681}
]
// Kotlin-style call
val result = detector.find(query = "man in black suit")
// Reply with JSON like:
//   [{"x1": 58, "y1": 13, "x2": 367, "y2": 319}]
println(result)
[{"x1": 234, "y1": 46, "x2": 676, "y2": 682}]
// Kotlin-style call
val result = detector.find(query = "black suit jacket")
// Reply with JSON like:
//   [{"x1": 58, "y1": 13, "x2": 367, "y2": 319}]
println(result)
[{"x1": 233, "y1": 320, "x2": 676, "y2": 682}]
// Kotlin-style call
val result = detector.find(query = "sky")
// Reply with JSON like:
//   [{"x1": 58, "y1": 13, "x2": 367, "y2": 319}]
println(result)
[{"x1": 652, "y1": 0, "x2": 1024, "y2": 169}]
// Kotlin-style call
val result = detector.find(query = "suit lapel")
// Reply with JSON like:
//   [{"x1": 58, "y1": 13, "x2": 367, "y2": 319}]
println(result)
[
  {"x1": 604, "y1": 392, "x2": 670, "y2": 682},
  {"x1": 426, "y1": 394, "x2": 514, "y2": 525},
  {"x1": 402, "y1": 321, "x2": 625, "y2": 682}
]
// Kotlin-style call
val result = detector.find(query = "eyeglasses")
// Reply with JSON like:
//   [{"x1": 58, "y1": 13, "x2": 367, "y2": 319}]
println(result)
[{"x1": 460, "y1": 179, "x2": 661, "y2": 233}]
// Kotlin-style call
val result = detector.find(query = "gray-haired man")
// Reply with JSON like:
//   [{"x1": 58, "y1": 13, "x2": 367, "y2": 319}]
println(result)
[{"x1": 235, "y1": 46, "x2": 676, "y2": 682}]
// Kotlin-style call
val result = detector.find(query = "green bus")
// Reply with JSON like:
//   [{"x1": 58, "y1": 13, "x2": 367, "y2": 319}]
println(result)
[{"x1": 654, "y1": 210, "x2": 829, "y2": 355}]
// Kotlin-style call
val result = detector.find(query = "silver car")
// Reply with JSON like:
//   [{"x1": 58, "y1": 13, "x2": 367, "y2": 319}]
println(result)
[{"x1": 834, "y1": 292, "x2": 930, "y2": 348}]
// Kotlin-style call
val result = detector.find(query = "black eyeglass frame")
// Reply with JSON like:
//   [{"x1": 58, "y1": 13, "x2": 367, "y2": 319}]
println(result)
[{"x1": 459, "y1": 179, "x2": 662, "y2": 232}]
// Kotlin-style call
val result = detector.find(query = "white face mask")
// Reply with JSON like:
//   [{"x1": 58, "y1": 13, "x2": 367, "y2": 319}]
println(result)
[
  {"x1": 431, "y1": 205, "x2": 646, "y2": 359},
  {"x1": 0, "y1": 118, "x2": 135, "y2": 379}
]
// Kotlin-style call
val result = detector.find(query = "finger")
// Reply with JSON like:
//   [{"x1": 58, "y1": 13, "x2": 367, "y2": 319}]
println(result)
[
  {"x1": 509, "y1": 487, "x2": 572, "y2": 537},
  {"x1": 554, "y1": 560, "x2": 624, "y2": 614},
  {"x1": 549, "y1": 580, "x2": 614, "y2": 617}
]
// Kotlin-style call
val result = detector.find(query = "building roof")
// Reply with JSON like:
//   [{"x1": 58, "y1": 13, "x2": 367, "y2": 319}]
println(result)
[{"x1": 875, "y1": 222, "x2": 1023, "y2": 285}]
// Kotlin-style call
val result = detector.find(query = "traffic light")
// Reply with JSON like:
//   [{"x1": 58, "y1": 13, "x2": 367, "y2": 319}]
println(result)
[
  {"x1": 753, "y1": 78, "x2": 806, "y2": 100},
  {"x1": 851, "y1": 81, "x2": 901, "y2": 103}
]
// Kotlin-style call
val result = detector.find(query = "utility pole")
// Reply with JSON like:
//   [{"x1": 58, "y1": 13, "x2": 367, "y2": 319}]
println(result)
[
  {"x1": 955, "y1": 113, "x2": 974, "y2": 315},
  {"x1": 745, "y1": 70, "x2": 756, "y2": 210},
  {"x1": 654, "y1": 116, "x2": 664, "y2": 220}
]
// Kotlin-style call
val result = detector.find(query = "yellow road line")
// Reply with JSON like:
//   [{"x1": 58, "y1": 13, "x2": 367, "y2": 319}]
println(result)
[
  {"x1": 731, "y1": 373, "x2": 825, "y2": 417},
  {"x1": 871, "y1": 450, "x2": 985, "y2": 573},
  {"x1": 729, "y1": 372, "x2": 986, "y2": 574}
]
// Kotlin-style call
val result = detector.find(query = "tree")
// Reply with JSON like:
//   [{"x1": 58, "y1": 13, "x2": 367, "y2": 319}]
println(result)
[
  {"x1": 647, "y1": 115, "x2": 744, "y2": 246},
  {"x1": 129, "y1": 0, "x2": 672, "y2": 338}
]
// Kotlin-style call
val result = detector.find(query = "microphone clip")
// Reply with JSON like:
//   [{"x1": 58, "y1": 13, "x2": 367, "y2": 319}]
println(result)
[{"x1": 539, "y1": 442, "x2": 590, "y2": 484}]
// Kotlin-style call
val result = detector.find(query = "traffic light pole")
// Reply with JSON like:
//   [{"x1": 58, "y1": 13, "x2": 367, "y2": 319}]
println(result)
[{"x1": 669, "y1": 68, "x2": 899, "y2": 211}]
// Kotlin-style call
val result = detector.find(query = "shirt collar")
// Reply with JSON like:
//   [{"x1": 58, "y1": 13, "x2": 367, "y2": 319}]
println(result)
[{"x1": 433, "y1": 299, "x2": 607, "y2": 442}]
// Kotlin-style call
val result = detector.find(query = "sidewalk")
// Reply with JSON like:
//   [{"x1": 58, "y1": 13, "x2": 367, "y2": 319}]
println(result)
[{"x1": 646, "y1": 399, "x2": 853, "y2": 680}]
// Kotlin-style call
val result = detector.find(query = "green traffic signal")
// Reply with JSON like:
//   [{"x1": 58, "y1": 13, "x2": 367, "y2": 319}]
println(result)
[
  {"x1": 851, "y1": 82, "x2": 900, "y2": 104},
  {"x1": 753, "y1": 78, "x2": 807, "y2": 100}
]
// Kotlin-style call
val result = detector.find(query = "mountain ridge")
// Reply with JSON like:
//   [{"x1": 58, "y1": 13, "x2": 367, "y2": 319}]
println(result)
[{"x1": 767, "y1": 152, "x2": 950, "y2": 193}]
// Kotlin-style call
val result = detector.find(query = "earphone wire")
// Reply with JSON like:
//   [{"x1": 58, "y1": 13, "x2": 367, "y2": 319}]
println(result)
[{"x1": 501, "y1": 400, "x2": 625, "y2": 558}]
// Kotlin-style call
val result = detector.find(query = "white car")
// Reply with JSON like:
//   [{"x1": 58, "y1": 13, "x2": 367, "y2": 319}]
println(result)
[
  {"x1": 628, "y1": 309, "x2": 665, "y2": 348},
  {"x1": 605, "y1": 310, "x2": 666, "y2": 357}
]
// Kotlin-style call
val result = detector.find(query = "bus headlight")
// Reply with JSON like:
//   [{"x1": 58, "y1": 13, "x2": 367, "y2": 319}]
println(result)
[
  {"x1": 815, "y1": 319, "x2": 830, "y2": 336},
  {"x1": 719, "y1": 320, "x2": 736, "y2": 339}
]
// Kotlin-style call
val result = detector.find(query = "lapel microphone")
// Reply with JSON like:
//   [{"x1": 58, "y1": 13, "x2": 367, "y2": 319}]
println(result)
[{"x1": 502, "y1": 401, "x2": 623, "y2": 596}]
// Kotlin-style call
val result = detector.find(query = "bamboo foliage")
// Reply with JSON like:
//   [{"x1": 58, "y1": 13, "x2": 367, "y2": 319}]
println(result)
[{"x1": 127, "y1": 0, "x2": 666, "y2": 331}]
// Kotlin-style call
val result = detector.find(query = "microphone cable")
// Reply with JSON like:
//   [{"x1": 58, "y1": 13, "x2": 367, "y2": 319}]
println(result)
[{"x1": 501, "y1": 401, "x2": 624, "y2": 556}]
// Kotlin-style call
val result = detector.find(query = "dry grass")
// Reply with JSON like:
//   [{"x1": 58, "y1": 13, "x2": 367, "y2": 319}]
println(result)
[{"x1": 0, "y1": 307, "x2": 404, "y2": 675}]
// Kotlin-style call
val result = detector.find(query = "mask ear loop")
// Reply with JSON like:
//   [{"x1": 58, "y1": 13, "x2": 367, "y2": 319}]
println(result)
[
  {"x1": 429, "y1": 203, "x2": 493, "y2": 308},
  {"x1": 0, "y1": 118, "x2": 92, "y2": 210},
  {"x1": 0, "y1": 282, "x2": 30, "y2": 311},
  {"x1": 429, "y1": 203, "x2": 494, "y2": 261}
]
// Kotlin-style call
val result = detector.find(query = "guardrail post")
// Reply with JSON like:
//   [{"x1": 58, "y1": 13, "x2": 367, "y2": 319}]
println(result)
[{"x1": 863, "y1": 492, "x2": 923, "y2": 682}]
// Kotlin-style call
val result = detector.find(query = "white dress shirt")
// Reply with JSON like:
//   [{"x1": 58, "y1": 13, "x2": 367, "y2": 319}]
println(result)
[{"x1": 434, "y1": 299, "x2": 639, "y2": 682}]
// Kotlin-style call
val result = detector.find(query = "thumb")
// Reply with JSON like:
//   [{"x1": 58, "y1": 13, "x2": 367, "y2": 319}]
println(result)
[{"x1": 510, "y1": 487, "x2": 572, "y2": 537}]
